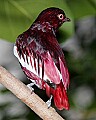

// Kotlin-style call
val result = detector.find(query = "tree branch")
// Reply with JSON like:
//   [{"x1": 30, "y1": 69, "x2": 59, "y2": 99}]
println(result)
[{"x1": 0, "y1": 66, "x2": 64, "y2": 120}]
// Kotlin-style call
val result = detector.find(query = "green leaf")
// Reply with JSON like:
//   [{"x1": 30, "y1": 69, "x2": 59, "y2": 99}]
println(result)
[
  {"x1": 0, "y1": 0, "x2": 73, "y2": 42},
  {"x1": 66, "y1": 0, "x2": 96, "y2": 20}
]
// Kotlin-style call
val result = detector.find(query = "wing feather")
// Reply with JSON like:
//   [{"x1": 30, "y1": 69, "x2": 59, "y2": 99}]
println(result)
[{"x1": 14, "y1": 30, "x2": 69, "y2": 90}]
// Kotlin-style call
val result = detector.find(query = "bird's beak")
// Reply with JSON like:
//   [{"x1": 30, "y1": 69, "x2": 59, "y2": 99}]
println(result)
[{"x1": 64, "y1": 17, "x2": 71, "y2": 22}]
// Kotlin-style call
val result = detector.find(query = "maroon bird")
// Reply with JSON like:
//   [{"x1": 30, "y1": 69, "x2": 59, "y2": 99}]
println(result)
[{"x1": 14, "y1": 7, "x2": 70, "y2": 110}]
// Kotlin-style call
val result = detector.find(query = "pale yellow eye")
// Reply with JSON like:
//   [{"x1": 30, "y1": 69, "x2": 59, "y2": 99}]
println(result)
[{"x1": 57, "y1": 14, "x2": 64, "y2": 20}]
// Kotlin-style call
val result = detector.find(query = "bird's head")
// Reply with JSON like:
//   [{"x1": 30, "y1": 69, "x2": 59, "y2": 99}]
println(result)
[{"x1": 34, "y1": 7, "x2": 70, "y2": 31}]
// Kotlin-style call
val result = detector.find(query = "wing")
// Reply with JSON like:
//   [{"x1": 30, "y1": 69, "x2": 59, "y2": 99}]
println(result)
[
  {"x1": 14, "y1": 30, "x2": 46, "y2": 89},
  {"x1": 41, "y1": 32, "x2": 70, "y2": 90},
  {"x1": 14, "y1": 29, "x2": 69, "y2": 90}
]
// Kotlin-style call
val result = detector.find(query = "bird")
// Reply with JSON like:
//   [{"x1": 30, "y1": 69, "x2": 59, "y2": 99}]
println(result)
[{"x1": 14, "y1": 7, "x2": 70, "y2": 110}]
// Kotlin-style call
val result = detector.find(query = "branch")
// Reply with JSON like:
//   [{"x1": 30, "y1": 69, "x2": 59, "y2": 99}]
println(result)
[{"x1": 0, "y1": 66, "x2": 64, "y2": 120}]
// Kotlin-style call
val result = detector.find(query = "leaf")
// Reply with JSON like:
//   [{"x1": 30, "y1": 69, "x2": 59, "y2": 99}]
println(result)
[
  {"x1": 65, "y1": 0, "x2": 96, "y2": 20},
  {"x1": 0, "y1": 0, "x2": 73, "y2": 42}
]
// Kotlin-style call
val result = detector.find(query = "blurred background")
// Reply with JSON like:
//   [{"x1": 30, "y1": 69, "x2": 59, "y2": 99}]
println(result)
[{"x1": 0, "y1": 0, "x2": 96, "y2": 120}]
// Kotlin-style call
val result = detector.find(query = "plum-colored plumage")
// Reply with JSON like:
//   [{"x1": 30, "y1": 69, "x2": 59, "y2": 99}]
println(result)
[{"x1": 14, "y1": 7, "x2": 70, "y2": 110}]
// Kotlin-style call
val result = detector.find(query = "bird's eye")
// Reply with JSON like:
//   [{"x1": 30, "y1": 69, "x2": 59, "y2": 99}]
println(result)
[{"x1": 57, "y1": 14, "x2": 64, "y2": 20}]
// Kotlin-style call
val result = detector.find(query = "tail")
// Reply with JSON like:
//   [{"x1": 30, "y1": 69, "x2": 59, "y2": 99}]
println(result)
[
  {"x1": 53, "y1": 82, "x2": 69, "y2": 110},
  {"x1": 45, "y1": 81, "x2": 69, "y2": 110}
]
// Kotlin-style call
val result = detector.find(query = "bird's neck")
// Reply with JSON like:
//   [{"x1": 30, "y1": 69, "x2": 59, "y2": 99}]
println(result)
[{"x1": 31, "y1": 22, "x2": 56, "y2": 36}]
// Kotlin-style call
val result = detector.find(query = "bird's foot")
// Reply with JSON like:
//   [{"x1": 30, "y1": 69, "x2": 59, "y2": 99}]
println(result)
[
  {"x1": 27, "y1": 83, "x2": 34, "y2": 93},
  {"x1": 46, "y1": 95, "x2": 53, "y2": 108}
]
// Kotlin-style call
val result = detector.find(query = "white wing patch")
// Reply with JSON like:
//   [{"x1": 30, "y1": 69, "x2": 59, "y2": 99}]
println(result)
[
  {"x1": 14, "y1": 45, "x2": 42, "y2": 78},
  {"x1": 14, "y1": 45, "x2": 62, "y2": 87}
]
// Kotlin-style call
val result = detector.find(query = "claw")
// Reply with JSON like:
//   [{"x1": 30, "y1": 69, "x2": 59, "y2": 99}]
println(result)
[
  {"x1": 27, "y1": 83, "x2": 34, "y2": 93},
  {"x1": 46, "y1": 95, "x2": 53, "y2": 108}
]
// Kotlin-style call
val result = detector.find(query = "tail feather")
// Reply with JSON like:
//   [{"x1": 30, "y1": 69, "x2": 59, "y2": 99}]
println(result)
[
  {"x1": 45, "y1": 81, "x2": 69, "y2": 110},
  {"x1": 53, "y1": 82, "x2": 69, "y2": 110}
]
